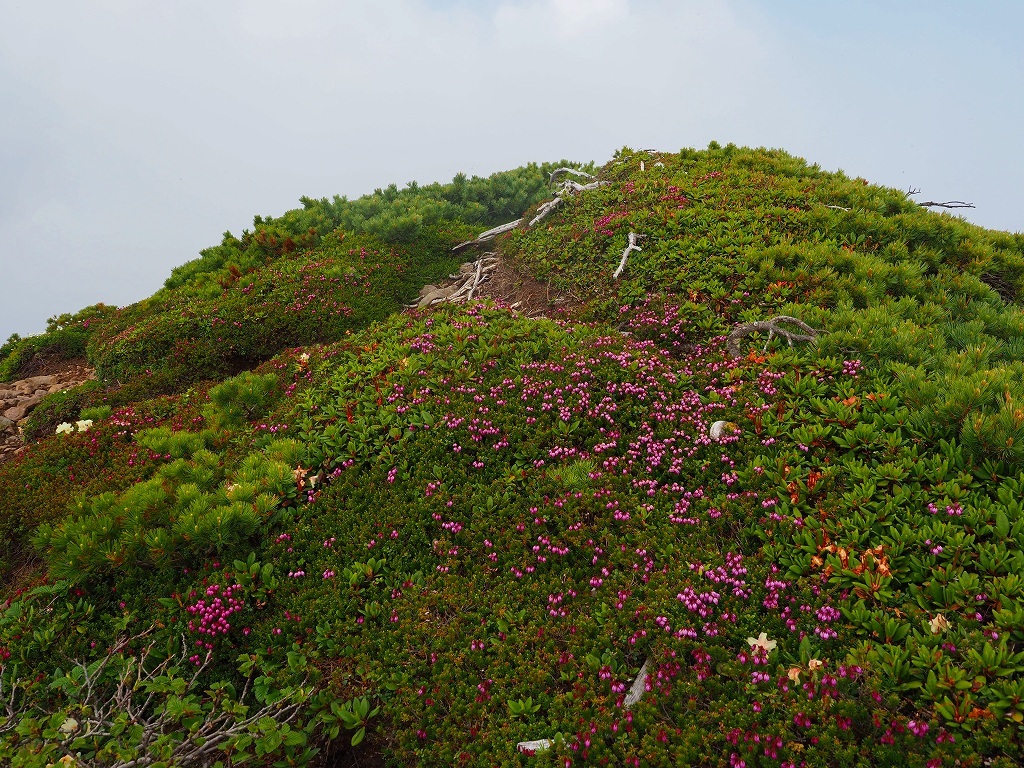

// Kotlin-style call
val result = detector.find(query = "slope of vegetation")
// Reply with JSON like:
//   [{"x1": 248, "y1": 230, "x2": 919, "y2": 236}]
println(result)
[{"x1": 1, "y1": 145, "x2": 1023, "y2": 767}]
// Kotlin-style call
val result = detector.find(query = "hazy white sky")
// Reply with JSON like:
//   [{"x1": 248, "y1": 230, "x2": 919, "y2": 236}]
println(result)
[{"x1": 2, "y1": 0, "x2": 1021, "y2": 341}]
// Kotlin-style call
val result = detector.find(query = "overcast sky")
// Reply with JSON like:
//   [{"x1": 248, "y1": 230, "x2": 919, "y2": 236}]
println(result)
[{"x1": 2, "y1": 0, "x2": 1021, "y2": 341}]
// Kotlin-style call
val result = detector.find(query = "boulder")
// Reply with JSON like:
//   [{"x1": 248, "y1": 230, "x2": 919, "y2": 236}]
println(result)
[
  {"x1": 0, "y1": 415, "x2": 14, "y2": 431},
  {"x1": 14, "y1": 375, "x2": 54, "y2": 394},
  {"x1": 3, "y1": 393, "x2": 45, "y2": 422}
]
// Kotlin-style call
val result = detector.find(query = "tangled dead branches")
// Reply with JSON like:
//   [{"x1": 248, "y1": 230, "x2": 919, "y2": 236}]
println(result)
[
  {"x1": 1, "y1": 632, "x2": 311, "y2": 767},
  {"x1": 727, "y1": 316, "x2": 822, "y2": 358}
]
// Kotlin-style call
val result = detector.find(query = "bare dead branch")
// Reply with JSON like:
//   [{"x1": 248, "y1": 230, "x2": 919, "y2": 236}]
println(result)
[
  {"x1": 528, "y1": 197, "x2": 563, "y2": 227},
  {"x1": 558, "y1": 179, "x2": 610, "y2": 194},
  {"x1": 905, "y1": 187, "x2": 975, "y2": 209},
  {"x1": 549, "y1": 167, "x2": 595, "y2": 185},
  {"x1": 452, "y1": 219, "x2": 523, "y2": 252},
  {"x1": 822, "y1": 204, "x2": 851, "y2": 211},
  {"x1": 613, "y1": 232, "x2": 643, "y2": 280},
  {"x1": 727, "y1": 315, "x2": 822, "y2": 358},
  {"x1": 917, "y1": 200, "x2": 976, "y2": 209}
]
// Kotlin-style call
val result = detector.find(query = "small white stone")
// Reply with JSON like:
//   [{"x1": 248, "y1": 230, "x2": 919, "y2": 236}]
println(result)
[{"x1": 709, "y1": 420, "x2": 737, "y2": 440}]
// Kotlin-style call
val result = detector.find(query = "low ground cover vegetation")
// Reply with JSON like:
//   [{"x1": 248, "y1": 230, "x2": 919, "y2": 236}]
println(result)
[{"x1": 1, "y1": 145, "x2": 1023, "y2": 766}]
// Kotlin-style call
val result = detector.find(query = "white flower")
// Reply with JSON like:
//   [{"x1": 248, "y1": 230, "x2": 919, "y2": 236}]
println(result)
[
  {"x1": 59, "y1": 716, "x2": 79, "y2": 734},
  {"x1": 746, "y1": 632, "x2": 777, "y2": 654},
  {"x1": 75, "y1": 419, "x2": 93, "y2": 432},
  {"x1": 929, "y1": 613, "x2": 950, "y2": 634},
  {"x1": 55, "y1": 422, "x2": 74, "y2": 435},
  {"x1": 808, "y1": 658, "x2": 824, "y2": 671}
]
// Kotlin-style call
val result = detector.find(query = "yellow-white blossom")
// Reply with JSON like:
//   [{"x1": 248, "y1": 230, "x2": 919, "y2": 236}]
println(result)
[
  {"x1": 75, "y1": 419, "x2": 93, "y2": 432},
  {"x1": 55, "y1": 423, "x2": 74, "y2": 435},
  {"x1": 746, "y1": 632, "x2": 777, "y2": 654}
]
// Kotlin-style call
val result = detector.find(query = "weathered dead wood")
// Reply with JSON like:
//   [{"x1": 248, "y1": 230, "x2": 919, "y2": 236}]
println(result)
[
  {"x1": 549, "y1": 167, "x2": 595, "y2": 185},
  {"x1": 559, "y1": 179, "x2": 610, "y2": 194},
  {"x1": 613, "y1": 232, "x2": 643, "y2": 280},
  {"x1": 727, "y1": 315, "x2": 822, "y2": 357},
  {"x1": 452, "y1": 219, "x2": 523, "y2": 252},
  {"x1": 528, "y1": 197, "x2": 563, "y2": 227}
]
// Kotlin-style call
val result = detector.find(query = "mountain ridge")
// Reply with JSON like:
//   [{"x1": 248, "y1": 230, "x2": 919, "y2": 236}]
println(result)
[{"x1": 1, "y1": 144, "x2": 1023, "y2": 767}]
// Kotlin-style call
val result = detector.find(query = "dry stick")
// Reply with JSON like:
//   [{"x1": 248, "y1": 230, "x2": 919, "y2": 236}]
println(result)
[
  {"x1": 822, "y1": 204, "x2": 851, "y2": 211},
  {"x1": 727, "y1": 315, "x2": 822, "y2": 358},
  {"x1": 918, "y1": 200, "x2": 976, "y2": 209},
  {"x1": 613, "y1": 232, "x2": 643, "y2": 280},
  {"x1": 466, "y1": 257, "x2": 485, "y2": 301}
]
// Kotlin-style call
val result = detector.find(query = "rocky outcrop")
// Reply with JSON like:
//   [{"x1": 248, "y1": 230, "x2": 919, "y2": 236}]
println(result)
[{"x1": 0, "y1": 363, "x2": 96, "y2": 462}]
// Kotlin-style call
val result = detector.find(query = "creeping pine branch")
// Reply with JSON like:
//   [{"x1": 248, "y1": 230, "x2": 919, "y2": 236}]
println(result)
[
  {"x1": 613, "y1": 232, "x2": 643, "y2": 280},
  {"x1": 727, "y1": 315, "x2": 822, "y2": 358}
]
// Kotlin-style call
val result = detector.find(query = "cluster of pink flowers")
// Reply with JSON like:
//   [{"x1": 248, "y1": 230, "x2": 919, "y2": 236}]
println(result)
[{"x1": 186, "y1": 582, "x2": 245, "y2": 644}]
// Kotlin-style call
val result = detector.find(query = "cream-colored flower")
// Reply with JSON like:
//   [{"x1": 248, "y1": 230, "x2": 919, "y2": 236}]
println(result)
[
  {"x1": 59, "y1": 716, "x2": 79, "y2": 734},
  {"x1": 75, "y1": 419, "x2": 93, "y2": 432},
  {"x1": 746, "y1": 632, "x2": 777, "y2": 654},
  {"x1": 788, "y1": 666, "x2": 801, "y2": 683},
  {"x1": 55, "y1": 422, "x2": 74, "y2": 435},
  {"x1": 808, "y1": 658, "x2": 824, "y2": 672},
  {"x1": 929, "y1": 613, "x2": 950, "y2": 634}
]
